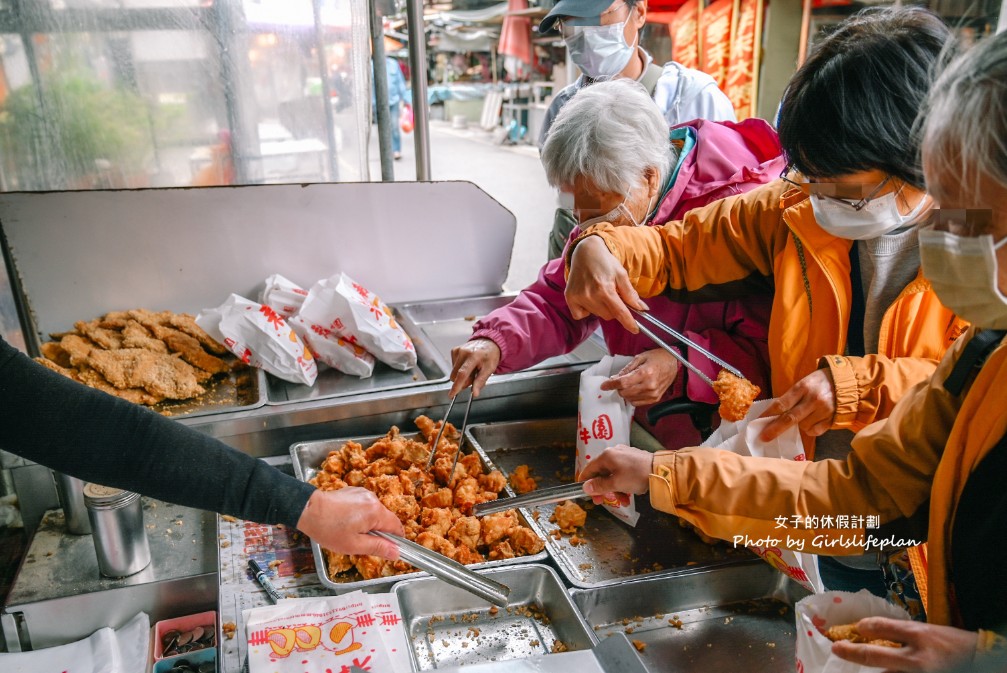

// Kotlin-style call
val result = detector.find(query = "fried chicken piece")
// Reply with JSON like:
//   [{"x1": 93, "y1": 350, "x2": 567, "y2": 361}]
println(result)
[
  {"x1": 40, "y1": 342, "x2": 73, "y2": 368},
  {"x1": 553, "y1": 500, "x2": 587, "y2": 534},
  {"x1": 459, "y1": 453, "x2": 483, "y2": 479},
  {"x1": 488, "y1": 540, "x2": 516, "y2": 560},
  {"x1": 60, "y1": 334, "x2": 95, "y2": 367},
  {"x1": 447, "y1": 516, "x2": 481, "y2": 550},
  {"x1": 321, "y1": 450, "x2": 349, "y2": 478},
  {"x1": 481, "y1": 511, "x2": 517, "y2": 546},
  {"x1": 379, "y1": 494, "x2": 420, "y2": 523},
  {"x1": 169, "y1": 312, "x2": 228, "y2": 354},
  {"x1": 421, "y1": 487, "x2": 454, "y2": 509},
  {"x1": 98, "y1": 311, "x2": 132, "y2": 329},
  {"x1": 478, "y1": 470, "x2": 507, "y2": 495},
  {"x1": 432, "y1": 454, "x2": 466, "y2": 487},
  {"x1": 509, "y1": 465, "x2": 538, "y2": 494},
  {"x1": 415, "y1": 414, "x2": 459, "y2": 452},
  {"x1": 87, "y1": 348, "x2": 205, "y2": 399},
  {"x1": 712, "y1": 370, "x2": 761, "y2": 423},
  {"x1": 451, "y1": 544, "x2": 485, "y2": 565},
  {"x1": 401, "y1": 438, "x2": 432, "y2": 466},
  {"x1": 129, "y1": 309, "x2": 228, "y2": 375},
  {"x1": 325, "y1": 551, "x2": 353, "y2": 576},
  {"x1": 364, "y1": 457, "x2": 400, "y2": 477},
  {"x1": 368, "y1": 474, "x2": 404, "y2": 498},
  {"x1": 508, "y1": 526, "x2": 546, "y2": 555},
  {"x1": 420, "y1": 507, "x2": 456, "y2": 537},
  {"x1": 76, "y1": 365, "x2": 165, "y2": 406},
  {"x1": 74, "y1": 320, "x2": 124, "y2": 351},
  {"x1": 823, "y1": 624, "x2": 902, "y2": 648},
  {"x1": 344, "y1": 469, "x2": 366, "y2": 487},
  {"x1": 355, "y1": 555, "x2": 395, "y2": 580},
  {"x1": 34, "y1": 356, "x2": 80, "y2": 381},
  {"x1": 342, "y1": 441, "x2": 368, "y2": 470},
  {"x1": 453, "y1": 477, "x2": 481, "y2": 514},
  {"x1": 311, "y1": 472, "x2": 346, "y2": 491},
  {"x1": 120, "y1": 320, "x2": 168, "y2": 354},
  {"x1": 403, "y1": 519, "x2": 422, "y2": 540},
  {"x1": 416, "y1": 531, "x2": 457, "y2": 558}
]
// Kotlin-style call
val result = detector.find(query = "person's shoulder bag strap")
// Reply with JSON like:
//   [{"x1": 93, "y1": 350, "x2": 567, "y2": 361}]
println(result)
[
  {"x1": 943, "y1": 328, "x2": 1007, "y2": 396},
  {"x1": 641, "y1": 62, "x2": 665, "y2": 98}
]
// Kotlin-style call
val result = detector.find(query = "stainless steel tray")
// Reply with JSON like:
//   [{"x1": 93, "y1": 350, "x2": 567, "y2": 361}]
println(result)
[
  {"x1": 289, "y1": 430, "x2": 550, "y2": 594},
  {"x1": 265, "y1": 309, "x2": 447, "y2": 404},
  {"x1": 392, "y1": 563, "x2": 598, "y2": 670},
  {"x1": 465, "y1": 418, "x2": 753, "y2": 589},
  {"x1": 157, "y1": 365, "x2": 267, "y2": 419},
  {"x1": 570, "y1": 562, "x2": 809, "y2": 672},
  {"x1": 393, "y1": 294, "x2": 609, "y2": 373}
]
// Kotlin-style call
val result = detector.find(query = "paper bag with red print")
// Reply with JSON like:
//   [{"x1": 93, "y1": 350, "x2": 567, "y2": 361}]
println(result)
[
  {"x1": 299, "y1": 273, "x2": 417, "y2": 371},
  {"x1": 795, "y1": 590, "x2": 911, "y2": 673},
  {"x1": 244, "y1": 591, "x2": 410, "y2": 673},
  {"x1": 701, "y1": 398, "x2": 823, "y2": 593},
  {"x1": 259, "y1": 273, "x2": 308, "y2": 317},
  {"x1": 196, "y1": 294, "x2": 317, "y2": 386},
  {"x1": 577, "y1": 355, "x2": 639, "y2": 527},
  {"x1": 288, "y1": 315, "x2": 376, "y2": 378}
]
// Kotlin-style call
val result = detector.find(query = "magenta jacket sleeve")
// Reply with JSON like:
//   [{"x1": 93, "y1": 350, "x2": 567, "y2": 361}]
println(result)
[{"x1": 471, "y1": 256, "x2": 599, "y2": 374}]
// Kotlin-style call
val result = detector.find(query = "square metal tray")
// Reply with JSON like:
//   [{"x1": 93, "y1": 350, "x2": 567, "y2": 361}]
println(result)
[
  {"x1": 393, "y1": 294, "x2": 609, "y2": 373},
  {"x1": 392, "y1": 563, "x2": 598, "y2": 670},
  {"x1": 265, "y1": 307, "x2": 448, "y2": 404},
  {"x1": 156, "y1": 365, "x2": 267, "y2": 419},
  {"x1": 289, "y1": 430, "x2": 550, "y2": 594},
  {"x1": 465, "y1": 418, "x2": 754, "y2": 589},
  {"x1": 570, "y1": 562, "x2": 809, "y2": 672}
]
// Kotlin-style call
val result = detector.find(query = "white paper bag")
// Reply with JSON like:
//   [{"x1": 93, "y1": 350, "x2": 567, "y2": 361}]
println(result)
[
  {"x1": 577, "y1": 355, "x2": 640, "y2": 527},
  {"x1": 795, "y1": 590, "x2": 911, "y2": 673},
  {"x1": 244, "y1": 592, "x2": 411, "y2": 673},
  {"x1": 260, "y1": 273, "x2": 308, "y2": 317},
  {"x1": 299, "y1": 273, "x2": 417, "y2": 371},
  {"x1": 197, "y1": 294, "x2": 318, "y2": 386},
  {"x1": 701, "y1": 398, "x2": 824, "y2": 592},
  {"x1": 289, "y1": 316, "x2": 376, "y2": 378},
  {"x1": 0, "y1": 611, "x2": 148, "y2": 673}
]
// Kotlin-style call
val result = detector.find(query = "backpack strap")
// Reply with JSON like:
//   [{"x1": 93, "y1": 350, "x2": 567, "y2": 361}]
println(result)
[
  {"x1": 640, "y1": 62, "x2": 664, "y2": 97},
  {"x1": 943, "y1": 329, "x2": 1007, "y2": 396}
]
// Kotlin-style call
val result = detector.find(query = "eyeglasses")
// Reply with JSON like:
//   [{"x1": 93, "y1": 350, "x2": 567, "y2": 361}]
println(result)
[
  {"x1": 780, "y1": 164, "x2": 893, "y2": 212},
  {"x1": 557, "y1": 0, "x2": 629, "y2": 36}
]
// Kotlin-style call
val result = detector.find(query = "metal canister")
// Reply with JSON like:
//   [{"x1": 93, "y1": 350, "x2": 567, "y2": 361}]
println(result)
[
  {"x1": 54, "y1": 471, "x2": 92, "y2": 535},
  {"x1": 83, "y1": 483, "x2": 151, "y2": 578}
]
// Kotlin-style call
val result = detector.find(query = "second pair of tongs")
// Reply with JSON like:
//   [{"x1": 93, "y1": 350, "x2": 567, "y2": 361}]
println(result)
[
  {"x1": 473, "y1": 482, "x2": 588, "y2": 517},
  {"x1": 632, "y1": 309, "x2": 743, "y2": 386},
  {"x1": 369, "y1": 530, "x2": 510, "y2": 607},
  {"x1": 424, "y1": 390, "x2": 475, "y2": 478}
]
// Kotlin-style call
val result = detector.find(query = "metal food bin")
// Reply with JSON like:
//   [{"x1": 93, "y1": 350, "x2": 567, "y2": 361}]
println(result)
[{"x1": 289, "y1": 430, "x2": 551, "y2": 594}]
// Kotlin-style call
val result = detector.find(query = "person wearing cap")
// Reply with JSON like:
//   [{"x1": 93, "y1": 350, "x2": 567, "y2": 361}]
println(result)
[
  {"x1": 539, "y1": 0, "x2": 736, "y2": 260},
  {"x1": 578, "y1": 29, "x2": 1007, "y2": 672}
]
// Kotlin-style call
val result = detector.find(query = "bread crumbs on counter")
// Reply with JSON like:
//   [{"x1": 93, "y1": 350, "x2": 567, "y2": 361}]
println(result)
[
  {"x1": 489, "y1": 606, "x2": 499, "y2": 616},
  {"x1": 668, "y1": 618, "x2": 683, "y2": 629},
  {"x1": 222, "y1": 622, "x2": 237, "y2": 640},
  {"x1": 625, "y1": 627, "x2": 635, "y2": 634},
  {"x1": 221, "y1": 515, "x2": 238, "y2": 523},
  {"x1": 632, "y1": 640, "x2": 646, "y2": 652},
  {"x1": 220, "y1": 541, "x2": 231, "y2": 548},
  {"x1": 552, "y1": 640, "x2": 569, "y2": 653},
  {"x1": 530, "y1": 640, "x2": 540, "y2": 647}
]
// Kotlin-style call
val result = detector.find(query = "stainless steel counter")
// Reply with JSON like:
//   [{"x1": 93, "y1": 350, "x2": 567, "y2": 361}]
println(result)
[{"x1": 2, "y1": 500, "x2": 217, "y2": 650}]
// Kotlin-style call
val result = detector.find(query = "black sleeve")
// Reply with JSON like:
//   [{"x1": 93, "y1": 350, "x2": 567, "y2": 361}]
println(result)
[{"x1": 0, "y1": 336, "x2": 314, "y2": 528}]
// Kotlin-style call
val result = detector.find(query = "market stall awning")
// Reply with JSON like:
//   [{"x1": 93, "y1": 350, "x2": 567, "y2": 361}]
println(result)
[{"x1": 498, "y1": 0, "x2": 533, "y2": 64}]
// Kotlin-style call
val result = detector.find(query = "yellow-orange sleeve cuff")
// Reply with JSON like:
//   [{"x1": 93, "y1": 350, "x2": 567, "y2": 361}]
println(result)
[
  {"x1": 648, "y1": 451, "x2": 679, "y2": 515},
  {"x1": 820, "y1": 354, "x2": 859, "y2": 429}
]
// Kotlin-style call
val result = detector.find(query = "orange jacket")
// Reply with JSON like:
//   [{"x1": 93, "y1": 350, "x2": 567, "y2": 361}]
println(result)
[
  {"x1": 572, "y1": 179, "x2": 967, "y2": 447},
  {"x1": 647, "y1": 327, "x2": 1005, "y2": 627}
]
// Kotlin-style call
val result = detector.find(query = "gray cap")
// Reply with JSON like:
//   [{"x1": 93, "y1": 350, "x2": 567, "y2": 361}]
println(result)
[{"x1": 539, "y1": 0, "x2": 616, "y2": 33}]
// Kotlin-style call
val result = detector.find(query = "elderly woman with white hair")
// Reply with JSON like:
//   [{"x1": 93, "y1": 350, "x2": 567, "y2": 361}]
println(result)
[
  {"x1": 450, "y1": 78, "x2": 783, "y2": 447},
  {"x1": 579, "y1": 31, "x2": 1007, "y2": 671}
]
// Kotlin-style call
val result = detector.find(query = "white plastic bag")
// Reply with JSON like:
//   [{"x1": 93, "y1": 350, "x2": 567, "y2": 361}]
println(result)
[
  {"x1": 259, "y1": 273, "x2": 308, "y2": 317},
  {"x1": 701, "y1": 398, "x2": 824, "y2": 592},
  {"x1": 795, "y1": 590, "x2": 911, "y2": 673},
  {"x1": 299, "y1": 273, "x2": 417, "y2": 371},
  {"x1": 577, "y1": 355, "x2": 639, "y2": 527},
  {"x1": 244, "y1": 592, "x2": 410, "y2": 673},
  {"x1": 196, "y1": 294, "x2": 318, "y2": 386},
  {"x1": 288, "y1": 315, "x2": 376, "y2": 378}
]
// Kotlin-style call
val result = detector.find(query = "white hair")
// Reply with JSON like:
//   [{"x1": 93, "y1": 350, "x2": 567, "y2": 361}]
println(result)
[
  {"x1": 541, "y1": 78, "x2": 675, "y2": 196},
  {"x1": 922, "y1": 31, "x2": 1007, "y2": 203}
]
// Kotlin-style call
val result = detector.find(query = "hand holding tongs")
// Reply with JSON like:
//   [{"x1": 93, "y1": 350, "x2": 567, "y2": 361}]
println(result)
[
  {"x1": 632, "y1": 309, "x2": 743, "y2": 387},
  {"x1": 423, "y1": 389, "x2": 475, "y2": 479},
  {"x1": 473, "y1": 482, "x2": 588, "y2": 517},
  {"x1": 369, "y1": 530, "x2": 510, "y2": 607}
]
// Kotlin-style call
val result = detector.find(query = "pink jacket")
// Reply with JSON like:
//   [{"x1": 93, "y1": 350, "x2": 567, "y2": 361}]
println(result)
[{"x1": 472, "y1": 119, "x2": 786, "y2": 447}]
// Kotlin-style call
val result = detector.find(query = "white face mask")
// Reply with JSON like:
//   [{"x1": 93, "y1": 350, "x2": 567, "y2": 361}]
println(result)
[
  {"x1": 578, "y1": 193, "x2": 654, "y2": 228},
  {"x1": 919, "y1": 226, "x2": 1007, "y2": 329},
  {"x1": 811, "y1": 190, "x2": 932, "y2": 241},
  {"x1": 564, "y1": 19, "x2": 637, "y2": 79}
]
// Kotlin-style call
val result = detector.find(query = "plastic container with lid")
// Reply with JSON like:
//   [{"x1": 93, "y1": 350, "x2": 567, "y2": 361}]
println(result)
[{"x1": 83, "y1": 483, "x2": 151, "y2": 578}]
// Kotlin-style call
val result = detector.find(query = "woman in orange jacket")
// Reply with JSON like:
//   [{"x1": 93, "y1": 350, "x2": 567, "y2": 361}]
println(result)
[{"x1": 578, "y1": 25, "x2": 1007, "y2": 673}]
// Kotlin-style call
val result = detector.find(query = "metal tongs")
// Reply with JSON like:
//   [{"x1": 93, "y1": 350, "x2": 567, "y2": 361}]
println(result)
[
  {"x1": 632, "y1": 309, "x2": 743, "y2": 387},
  {"x1": 369, "y1": 531, "x2": 511, "y2": 607},
  {"x1": 473, "y1": 482, "x2": 588, "y2": 517},
  {"x1": 423, "y1": 389, "x2": 475, "y2": 479}
]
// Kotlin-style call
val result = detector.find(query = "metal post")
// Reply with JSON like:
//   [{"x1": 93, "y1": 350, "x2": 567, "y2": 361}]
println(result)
[
  {"x1": 406, "y1": 0, "x2": 431, "y2": 180},
  {"x1": 369, "y1": 1, "x2": 395, "y2": 181},
  {"x1": 312, "y1": 0, "x2": 340, "y2": 181}
]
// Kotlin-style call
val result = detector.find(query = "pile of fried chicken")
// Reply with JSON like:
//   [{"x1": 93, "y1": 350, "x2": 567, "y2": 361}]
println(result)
[
  {"x1": 33, "y1": 309, "x2": 234, "y2": 406},
  {"x1": 310, "y1": 416, "x2": 546, "y2": 581}
]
